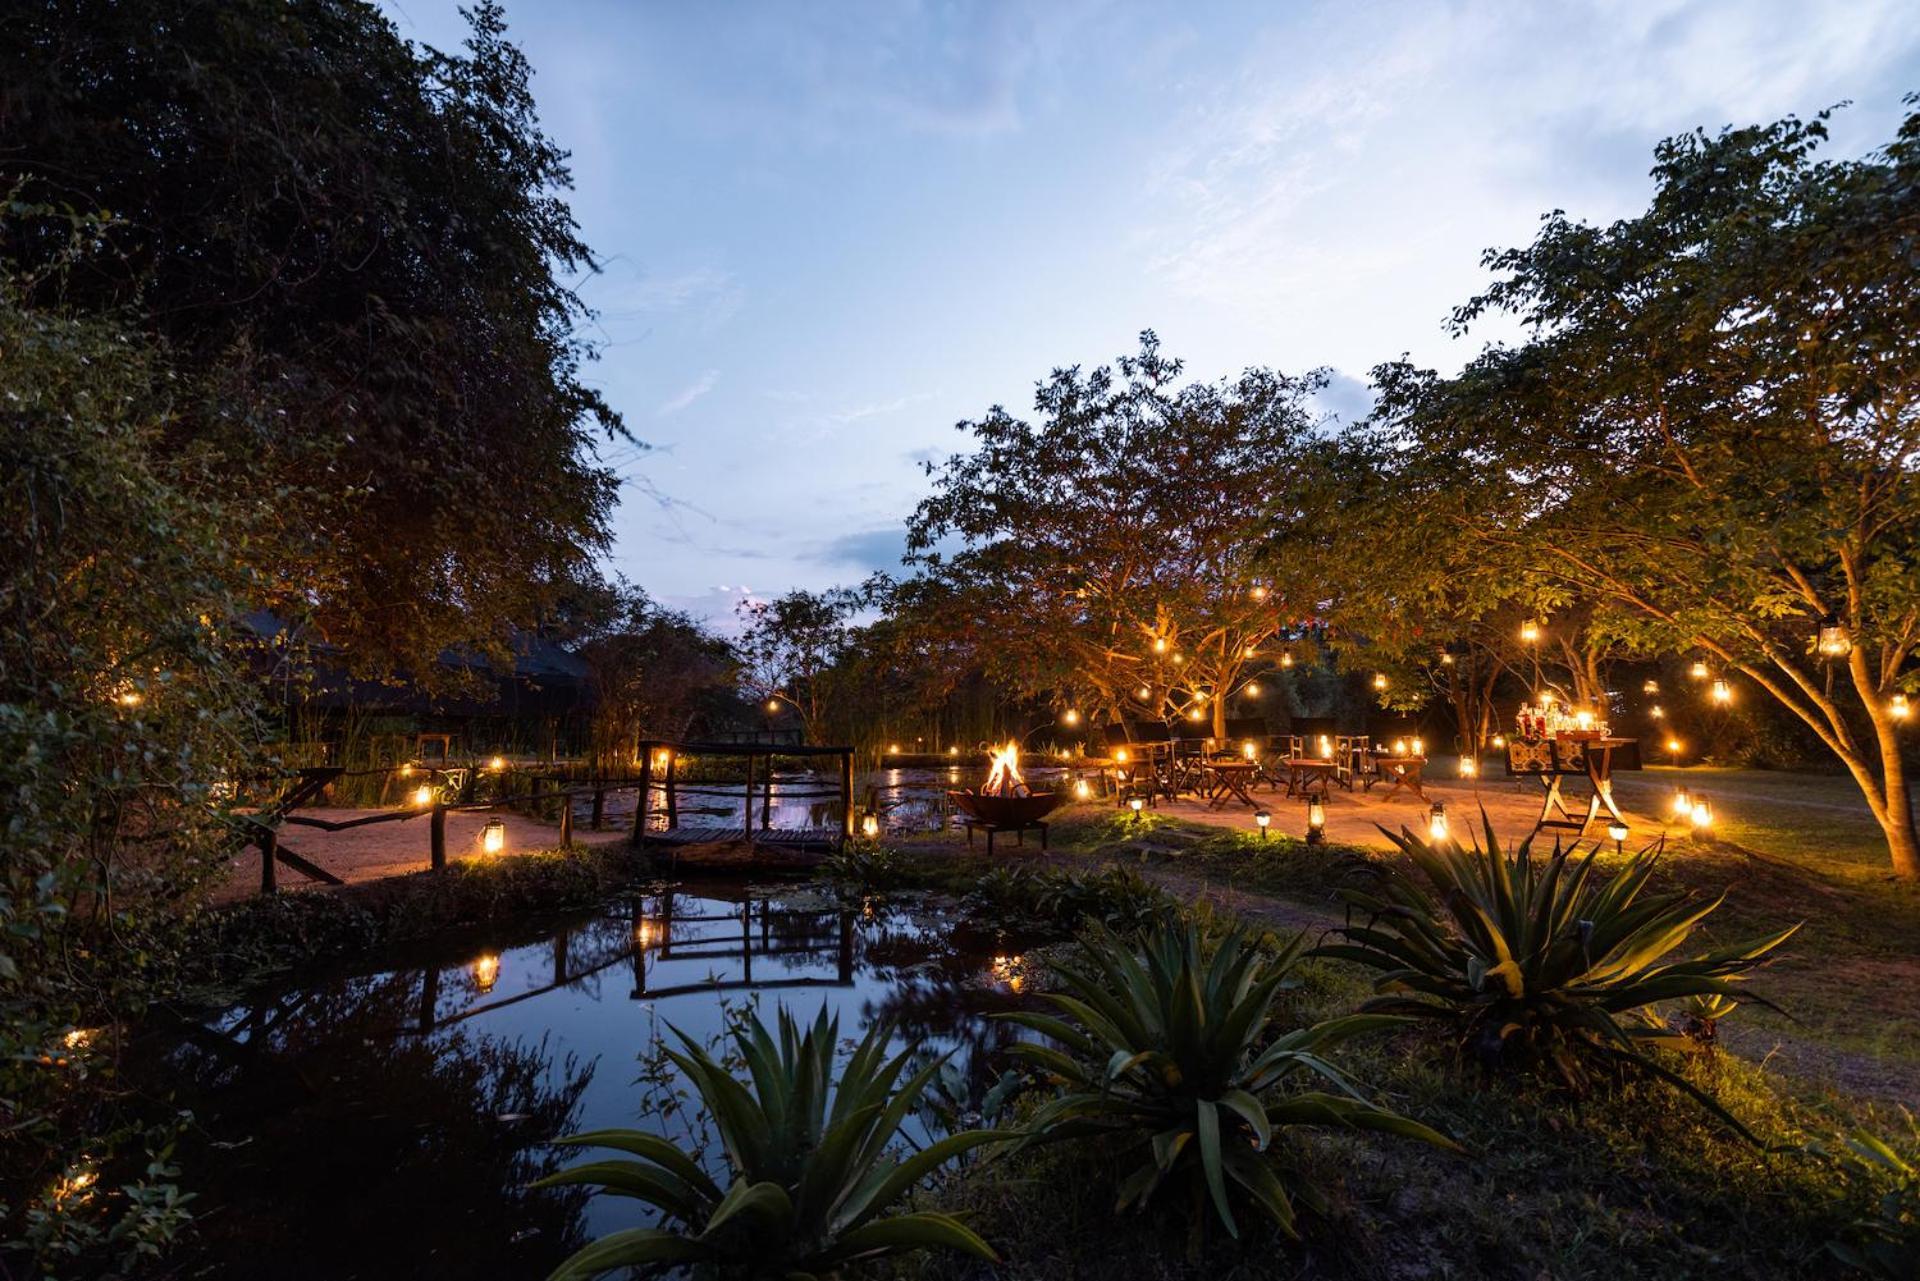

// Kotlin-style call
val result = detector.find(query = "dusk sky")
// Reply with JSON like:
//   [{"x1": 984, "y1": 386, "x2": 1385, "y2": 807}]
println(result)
[{"x1": 381, "y1": 0, "x2": 1920, "y2": 628}]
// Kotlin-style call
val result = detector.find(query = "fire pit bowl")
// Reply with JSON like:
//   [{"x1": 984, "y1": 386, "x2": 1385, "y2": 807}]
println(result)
[{"x1": 948, "y1": 789, "x2": 1063, "y2": 829}]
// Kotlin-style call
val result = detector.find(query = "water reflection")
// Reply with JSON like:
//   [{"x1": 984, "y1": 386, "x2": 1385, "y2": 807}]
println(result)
[{"x1": 127, "y1": 883, "x2": 1049, "y2": 1279}]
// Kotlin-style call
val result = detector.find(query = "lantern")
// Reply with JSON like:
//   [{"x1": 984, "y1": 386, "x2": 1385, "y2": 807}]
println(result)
[
  {"x1": 1187, "y1": 708, "x2": 1204, "y2": 722},
  {"x1": 1373, "y1": 673, "x2": 1389, "y2": 691},
  {"x1": 1392, "y1": 739, "x2": 1407, "y2": 756},
  {"x1": 1412, "y1": 736, "x2": 1425, "y2": 756},
  {"x1": 1173, "y1": 653, "x2": 1186, "y2": 665},
  {"x1": 1440, "y1": 651, "x2": 1455, "y2": 665},
  {"x1": 1317, "y1": 735, "x2": 1333, "y2": 758},
  {"x1": 1245, "y1": 682, "x2": 1262, "y2": 697},
  {"x1": 1254, "y1": 809, "x2": 1271, "y2": 839},
  {"x1": 1128, "y1": 796, "x2": 1145, "y2": 815},
  {"x1": 472, "y1": 953, "x2": 501, "y2": 993},
  {"x1": 654, "y1": 749, "x2": 673, "y2": 770},
  {"x1": 1305, "y1": 797, "x2": 1326, "y2": 844},
  {"x1": 1574, "y1": 710, "x2": 1594, "y2": 732},
  {"x1": 862, "y1": 813, "x2": 880, "y2": 839},
  {"x1": 1642, "y1": 679, "x2": 1660, "y2": 695},
  {"x1": 1280, "y1": 652, "x2": 1294, "y2": 669},
  {"x1": 116, "y1": 690, "x2": 142, "y2": 707},
  {"x1": 1427, "y1": 802, "x2": 1450, "y2": 844},
  {"x1": 1893, "y1": 693, "x2": 1912, "y2": 722},
  {"x1": 1607, "y1": 819, "x2": 1630, "y2": 853},
  {"x1": 487, "y1": 755, "x2": 506, "y2": 771},
  {"x1": 1242, "y1": 740, "x2": 1258, "y2": 761},
  {"x1": 1460, "y1": 755, "x2": 1477, "y2": 779},
  {"x1": 1115, "y1": 747, "x2": 1130, "y2": 764},
  {"x1": 1062, "y1": 708, "x2": 1080, "y2": 726},
  {"x1": 1136, "y1": 685, "x2": 1151, "y2": 700},
  {"x1": 1520, "y1": 621, "x2": 1541, "y2": 643},
  {"x1": 1689, "y1": 660, "x2": 1710, "y2": 680},
  {"x1": 1670, "y1": 786, "x2": 1693, "y2": 817},
  {"x1": 1251, "y1": 585, "x2": 1268, "y2": 601},
  {"x1": 766, "y1": 698, "x2": 780, "y2": 714},
  {"x1": 1492, "y1": 733, "x2": 1506, "y2": 748},
  {"x1": 1153, "y1": 637, "x2": 1168, "y2": 653},
  {"x1": 1244, "y1": 645, "x2": 1258, "y2": 658},
  {"x1": 1650, "y1": 704, "x2": 1666, "y2": 719},
  {"x1": 1817, "y1": 617, "x2": 1852, "y2": 659},
  {"x1": 1710, "y1": 678, "x2": 1732, "y2": 705},
  {"x1": 948, "y1": 746, "x2": 959, "y2": 756},
  {"x1": 481, "y1": 819, "x2": 506, "y2": 855},
  {"x1": 412, "y1": 784, "x2": 434, "y2": 808},
  {"x1": 1074, "y1": 777, "x2": 1091, "y2": 801},
  {"x1": 1690, "y1": 797, "x2": 1714, "y2": 833},
  {"x1": 889, "y1": 743, "x2": 901, "y2": 754},
  {"x1": 1666, "y1": 737, "x2": 1682, "y2": 756}
]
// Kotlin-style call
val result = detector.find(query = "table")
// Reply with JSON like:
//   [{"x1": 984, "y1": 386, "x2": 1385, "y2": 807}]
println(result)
[
  {"x1": 1503, "y1": 737, "x2": 1642, "y2": 839},
  {"x1": 1203, "y1": 760, "x2": 1261, "y2": 810},
  {"x1": 1284, "y1": 757, "x2": 1336, "y2": 798},
  {"x1": 1366, "y1": 753, "x2": 1428, "y2": 801}
]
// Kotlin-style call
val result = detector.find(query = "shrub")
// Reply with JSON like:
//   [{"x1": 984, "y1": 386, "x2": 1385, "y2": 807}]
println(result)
[
  {"x1": 1313, "y1": 822, "x2": 1796, "y2": 1126},
  {"x1": 1808, "y1": 1114, "x2": 1920, "y2": 1280},
  {"x1": 1002, "y1": 919, "x2": 1456, "y2": 1239},
  {"x1": 534, "y1": 1005, "x2": 1006, "y2": 1279}
]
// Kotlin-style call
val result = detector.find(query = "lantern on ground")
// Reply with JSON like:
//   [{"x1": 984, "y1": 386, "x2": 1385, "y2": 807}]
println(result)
[
  {"x1": 1817, "y1": 617, "x2": 1852, "y2": 660},
  {"x1": 1670, "y1": 786, "x2": 1693, "y2": 818},
  {"x1": 1074, "y1": 777, "x2": 1091, "y2": 801},
  {"x1": 1460, "y1": 755, "x2": 1477, "y2": 779},
  {"x1": 1305, "y1": 797, "x2": 1326, "y2": 845},
  {"x1": 1427, "y1": 802, "x2": 1449, "y2": 844},
  {"x1": 1607, "y1": 820, "x2": 1629, "y2": 854},
  {"x1": 1187, "y1": 708, "x2": 1204, "y2": 722},
  {"x1": 412, "y1": 784, "x2": 434, "y2": 808},
  {"x1": 1128, "y1": 796, "x2": 1145, "y2": 816},
  {"x1": 482, "y1": 819, "x2": 506, "y2": 856},
  {"x1": 1255, "y1": 809, "x2": 1271, "y2": 840},
  {"x1": 862, "y1": 812, "x2": 880, "y2": 840},
  {"x1": 1690, "y1": 797, "x2": 1714, "y2": 835}
]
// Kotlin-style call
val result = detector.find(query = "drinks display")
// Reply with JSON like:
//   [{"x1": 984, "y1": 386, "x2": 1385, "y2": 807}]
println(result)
[{"x1": 1515, "y1": 697, "x2": 1608, "y2": 741}]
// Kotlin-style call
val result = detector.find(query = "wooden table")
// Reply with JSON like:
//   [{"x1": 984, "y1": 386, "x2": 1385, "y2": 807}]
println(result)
[
  {"x1": 1366, "y1": 753, "x2": 1428, "y2": 801},
  {"x1": 1284, "y1": 757, "x2": 1336, "y2": 798},
  {"x1": 1204, "y1": 760, "x2": 1261, "y2": 810},
  {"x1": 1503, "y1": 737, "x2": 1641, "y2": 839}
]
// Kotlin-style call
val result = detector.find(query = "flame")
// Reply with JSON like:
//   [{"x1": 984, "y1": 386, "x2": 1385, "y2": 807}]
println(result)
[{"x1": 983, "y1": 740, "x2": 1026, "y2": 797}]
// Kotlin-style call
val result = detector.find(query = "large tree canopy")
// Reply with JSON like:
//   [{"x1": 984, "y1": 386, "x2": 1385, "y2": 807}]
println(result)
[
  {"x1": 0, "y1": 0, "x2": 627, "y2": 672},
  {"x1": 1370, "y1": 101, "x2": 1920, "y2": 877},
  {"x1": 907, "y1": 333, "x2": 1327, "y2": 739}
]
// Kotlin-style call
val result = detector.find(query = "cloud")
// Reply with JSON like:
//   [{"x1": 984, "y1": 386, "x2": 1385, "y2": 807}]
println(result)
[
  {"x1": 823, "y1": 391, "x2": 937, "y2": 424},
  {"x1": 1314, "y1": 369, "x2": 1374, "y2": 426},
  {"x1": 813, "y1": 525, "x2": 910, "y2": 573},
  {"x1": 657, "y1": 369, "x2": 720, "y2": 416}
]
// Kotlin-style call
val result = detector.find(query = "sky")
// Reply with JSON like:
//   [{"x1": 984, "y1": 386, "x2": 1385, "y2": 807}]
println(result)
[{"x1": 380, "y1": 0, "x2": 1920, "y2": 628}]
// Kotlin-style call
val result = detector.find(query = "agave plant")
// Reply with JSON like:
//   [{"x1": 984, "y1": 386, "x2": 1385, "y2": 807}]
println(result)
[
  {"x1": 535, "y1": 1005, "x2": 1005, "y2": 1280},
  {"x1": 1001, "y1": 919, "x2": 1456, "y2": 1239},
  {"x1": 1808, "y1": 1113, "x2": 1920, "y2": 1280},
  {"x1": 1313, "y1": 820, "x2": 1796, "y2": 1119}
]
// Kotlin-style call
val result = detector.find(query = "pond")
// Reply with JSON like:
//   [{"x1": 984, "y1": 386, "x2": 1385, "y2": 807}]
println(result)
[
  {"x1": 609, "y1": 763, "x2": 1084, "y2": 834},
  {"x1": 128, "y1": 882, "x2": 1055, "y2": 1280}
]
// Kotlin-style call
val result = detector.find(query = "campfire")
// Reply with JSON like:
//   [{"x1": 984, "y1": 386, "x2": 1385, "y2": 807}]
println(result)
[{"x1": 950, "y1": 740, "x2": 1062, "y2": 832}]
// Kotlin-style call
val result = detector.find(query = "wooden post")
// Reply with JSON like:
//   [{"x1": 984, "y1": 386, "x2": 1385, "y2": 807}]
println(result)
[
  {"x1": 530, "y1": 773, "x2": 546, "y2": 821},
  {"x1": 430, "y1": 804, "x2": 447, "y2": 870},
  {"x1": 761, "y1": 751, "x2": 773, "y2": 831},
  {"x1": 559, "y1": 792, "x2": 574, "y2": 848},
  {"x1": 840, "y1": 750, "x2": 855, "y2": 840},
  {"x1": 590, "y1": 786, "x2": 605, "y2": 831},
  {"x1": 742, "y1": 752, "x2": 755, "y2": 844},
  {"x1": 665, "y1": 754, "x2": 679, "y2": 830},
  {"x1": 740, "y1": 900, "x2": 753, "y2": 982},
  {"x1": 632, "y1": 745, "x2": 654, "y2": 849},
  {"x1": 259, "y1": 826, "x2": 278, "y2": 895}
]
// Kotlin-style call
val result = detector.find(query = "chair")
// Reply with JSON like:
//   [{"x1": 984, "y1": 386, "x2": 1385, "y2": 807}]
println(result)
[{"x1": 1333, "y1": 734, "x2": 1370, "y2": 790}]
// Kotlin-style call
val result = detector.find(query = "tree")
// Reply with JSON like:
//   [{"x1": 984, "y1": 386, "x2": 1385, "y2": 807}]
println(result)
[
  {"x1": 735, "y1": 583, "x2": 880, "y2": 745},
  {"x1": 907, "y1": 333, "x2": 1327, "y2": 740},
  {"x1": 562, "y1": 577, "x2": 738, "y2": 763},
  {"x1": 1371, "y1": 101, "x2": 1920, "y2": 877},
  {"x1": 0, "y1": 0, "x2": 628, "y2": 673}
]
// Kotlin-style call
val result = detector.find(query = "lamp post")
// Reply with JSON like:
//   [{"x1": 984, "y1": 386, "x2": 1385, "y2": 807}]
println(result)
[
  {"x1": 1607, "y1": 820, "x2": 1629, "y2": 855},
  {"x1": 1255, "y1": 809, "x2": 1271, "y2": 840}
]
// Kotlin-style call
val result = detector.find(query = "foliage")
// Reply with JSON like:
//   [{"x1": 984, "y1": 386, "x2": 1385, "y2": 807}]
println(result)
[
  {"x1": 1367, "y1": 99, "x2": 1920, "y2": 876},
  {"x1": 905, "y1": 332, "x2": 1328, "y2": 739},
  {"x1": 1808, "y1": 1112, "x2": 1920, "y2": 1280},
  {"x1": 563, "y1": 574, "x2": 741, "y2": 761},
  {"x1": 1314, "y1": 822, "x2": 1796, "y2": 1125},
  {"x1": 736, "y1": 582, "x2": 884, "y2": 745},
  {"x1": 1, "y1": 0, "x2": 628, "y2": 674},
  {"x1": 1002, "y1": 920, "x2": 1456, "y2": 1239},
  {"x1": 972, "y1": 863, "x2": 1171, "y2": 935},
  {"x1": 534, "y1": 1004, "x2": 1005, "y2": 1280}
]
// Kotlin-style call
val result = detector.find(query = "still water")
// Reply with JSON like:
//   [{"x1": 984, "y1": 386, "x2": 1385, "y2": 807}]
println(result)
[
  {"x1": 601, "y1": 764, "x2": 1081, "y2": 834},
  {"x1": 132, "y1": 883, "x2": 1052, "y2": 1279}
]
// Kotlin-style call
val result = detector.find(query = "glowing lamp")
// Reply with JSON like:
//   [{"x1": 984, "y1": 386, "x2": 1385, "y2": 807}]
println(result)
[
  {"x1": 1255, "y1": 809, "x2": 1271, "y2": 839},
  {"x1": 1392, "y1": 739, "x2": 1407, "y2": 756},
  {"x1": 1817, "y1": 618, "x2": 1852, "y2": 659},
  {"x1": 1242, "y1": 740, "x2": 1258, "y2": 761},
  {"x1": 1689, "y1": 797, "x2": 1714, "y2": 832},
  {"x1": 766, "y1": 699, "x2": 781, "y2": 714},
  {"x1": 1305, "y1": 796, "x2": 1326, "y2": 844},
  {"x1": 948, "y1": 745, "x2": 959, "y2": 756},
  {"x1": 1317, "y1": 735, "x2": 1332, "y2": 758},
  {"x1": 1460, "y1": 755, "x2": 1477, "y2": 779},
  {"x1": 1173, "y1": 653, "x2": 1186, "y2": 665},
  {"x1": 1666, "y1": 737, "x2": 1682, "y2": 754},
  {"x1": 1650, "y1": 704, "x2": 1666, "y2": 719},
  {"x1": 1244, "y1": 645, "x2": 1257, "y2": 658},
  {"x1": 1427, "y1": 801, "x2": 1449, "y2": 844},
  {"x1": 1689, "y1": 660, "x2": 1710, "y2": 680},
  {"x1": 1574, "y1": 710, "x2": 1594, "y2": 731},
  {"x1": 1187, "y1": 708, "x2": 1204, "y2": 722},
  {"x1": 1440, "y1": 651, "x2": 1455, "y2": 665},
  {"x1": 1128, "y1": 796, "x2": 1145, "y2": 814},
  {"x1": 1520, "y1": 621, "x2": 1541, "y2": 644},
  {"x1": 481, "y1": 819, "x2": 506, "y2": 855},
  {"x1": 1074, "y1": 777, "x2": 1091, "y2": 800},
  {"x1": 1492, "y1": 733, "x2": 1506, "y2": 748},
  {"x1": 1373, "y1": 673, "x2": 1389, "y2": 691},
  {"x1": 1115, "y1": 747, "x2": 1130, "y2": 763},
  {"x1": 1246, "y1": 682, "x2": 1262, "y2": 697},
  {"x1": 1670, "y1": 786, "x2": 1693, "y2": 817},
  {"x1": 1153, "y1": 637, "x2": 1168, "y2": 654},
  {"x1": 1607, "y1": 819, "x2": 1630, "y2": 852},
  {"x1": 1642, "y1": 679, "x2": 1660, "y2": 695},
  {"x1": 654, "y1": 749, "x2": 673, "y2": 769},
  {"x1": 472, "y1": 953, "x2": 501, "y2": 993},
  {"x1": 412, "y1": 784, "x2": 434, "y2": 808},
  {"x1": 862, "y1": 813, "x2": 880, "y2": 839},
  {"x1": 116, "y1": 690, "x2": 142, "y2": 707},
  {"x1": 1893, "y1": 693, "x2": 1912, "y2": 722},
  {"x1": 1412, "y1": 736, "x2": 1425, "y2": 756},
  {"x1": 1280, "y1": 652, "x2": 1294, "y2": 669},
  {"x1": 1136, "y1": 685, "x2": 1151, "y2": 700},
  {"x1": 487, "y1": 755, "x2": 506, "y2": 771},
  {"x1": 1250, "y1": 585, "x2": 1268, "y2": 601},
  {"x1": 889, "y1": 743, "x2": 900, "y2": 754},
  {"x1": 1710, "y1": 679, "x2": 1732, "y2": 705},
  {"x1": 1063, "y1": 708, "x2": 1080, "y2": 726}
]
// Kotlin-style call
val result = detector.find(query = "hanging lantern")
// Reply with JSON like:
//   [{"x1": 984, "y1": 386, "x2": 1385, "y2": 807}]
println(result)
[
  {"x1": 766, "y1": 698, "x2": 781, "y2": 714},
  {"x1": 1373, "y1": 673, "x2": 1389, "y2": 691},
  {"x1": 1305, "y1": 797, "x2": 1326, "y2": 845},
  {"x1": 1817, "y1": 617, "x2": 1852, "y2": 659},
  {"x1": 1440, "y1": 651, "x2": 1455, "y2": 666},
  {"x1": 1427, "y1": 802, "x2": 1450, "y2": 843},
  {"x1": 1520, "y1": 621, "x2": 1541, "y2": 644},
  {"x1": 1187, "y1": 708, "x2": 1204, "y2": 722},
  {"x1": 1710, "y1": 678, "x2": 1732, "y2": 705},
  {"x1": 481, "y1": 819, "x2": 506, "y2": 855},
  {"x1": 889, "y1": 743, "x2": 901, "y2": 754},
  {"x1": 1062, "y1": 708, "x2": 1080, "y2": 726},
  {"x1": 1153, "y1": 637, "x2": 1168, "y2": 654},
  {"x1": 862, "y1": 812, "x2": 881, "y2": 839},
  {"x1": 1689, "y1": 660, "x2": 1710, "y2": 680},
  {"x1": 1136, "y1": 685, "x2": 1151, "y2": 700},
  {"x1": 1892, "y1": 693, "x2": 1912, "y2": 722},
  {"x1": 1244, "y1": 645, "x2": 1258, "y2": 658},
  {"x1": 1251, "y1": 585, "x2": 1268, "y2": 601},
  {"x1": 1254, "y1": 809, "x2": 1271, "y2": 839},
  {"x1": 1642, "y1": 679, "x2": 1660, "y2": 695},
  {"x1": 1650, "y1": 704, "x2": 1666, "y2": 719}
]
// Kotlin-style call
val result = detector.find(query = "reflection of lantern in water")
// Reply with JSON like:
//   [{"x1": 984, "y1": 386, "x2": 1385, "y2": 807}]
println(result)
[
  {"x1": 481, "y1": 819, "x2": 506, "y2": 855},
  {"x1": 471, "y1": 954, "x2": 500, "y2": 993},
  {"x1": 991, "y1": 954, "x2": 1025, "y2": 994},
  {"x1": 633, "y1": 919, "x2": 665, "y2": 950}
]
